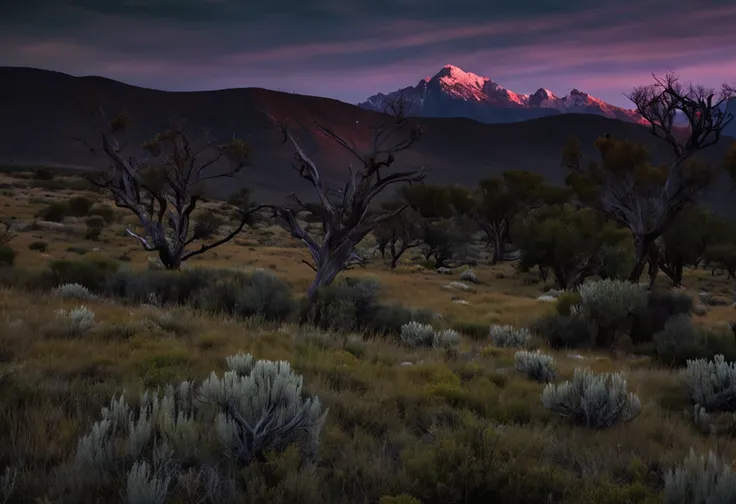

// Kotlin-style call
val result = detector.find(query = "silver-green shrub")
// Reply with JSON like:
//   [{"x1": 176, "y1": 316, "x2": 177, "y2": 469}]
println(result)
[
  {"x1": 400, "y1": 322, "x2": 435, "y2": 347},
  {"x1": 577, "y1": 279, "x2": 647, "y2": 327},
  {"x1": 682, "y1": 354, "x2": 736, "y2": 412},
  {"x1": 71, "y1": 352, "x2": 327, "y2": 492},
  {"x1": 489, "y1": 325, "x2": 531, "y2": 348},
  {"x1": 515, "y1": 350, "x2": 555, "y2": 382},
  {"x1": 541, "y1": 367, "x2": 641, "y2": 428},
  {"x1": 53, "y1": 283, "x2": 96, "y2": 301},
  {"x1": 663, "y1": 449, "x2": 736, "y2": 504},
  {"x1": 55, "y1": 305, "x2": 96, "y2": 336},
  {"x1": 126, "y1": 460, "x2": 170, "y2": 504},
  {"x1": 433, "y1": 329, "x2": 460, "y2": 349},
  {"x1": 400, "y1": 322, "x2": 460, "y2": 349}
]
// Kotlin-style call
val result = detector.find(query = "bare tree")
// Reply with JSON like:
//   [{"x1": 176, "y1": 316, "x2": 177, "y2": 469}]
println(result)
[
  {"x1": 374, "y1": 200, "x2": 425, "y2": 269},
  {"x1": 83, "y1": 110, "x2": 264, "y2": 269},
  {"x1": 269, "y1": 100, "x2": 426, "y2": 301},
  {"x1": 564, "y1": 73, "x2": 734, "y2": 283}
]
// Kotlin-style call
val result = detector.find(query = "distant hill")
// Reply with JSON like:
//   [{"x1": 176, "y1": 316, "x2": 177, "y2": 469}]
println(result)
[
  {"x1": 359, "y1": 65, "x2": 647, "y2": 125},
  {"x1": 0, "y1": 66, "x2": 734, "y2": 216}
]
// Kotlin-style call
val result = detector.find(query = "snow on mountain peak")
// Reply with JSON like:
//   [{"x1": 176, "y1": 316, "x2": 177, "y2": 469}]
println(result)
[{"x1": 360, "y1": 65, "x2": 646, "y2": 124}]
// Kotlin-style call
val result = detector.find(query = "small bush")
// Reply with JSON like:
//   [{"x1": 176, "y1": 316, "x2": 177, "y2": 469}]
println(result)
[
  {"x1": 533, "y1": 313, "x2": 590, "y2": 349},
  {"x1": 489, "y1": 324, "x2": 531, "y2": 348},
  {"x1": 71, "y1": 353, "x2": 327, "y2": 493},
  {"x1": 597, "y1": 244, "x2": 636, "y2": 281},
  {"x1": 368, "y1": 303, "x2": 434, "y2": 336},
  {"x1": 515, "y1": 350, "x2": 555, "y2": 382},
  {"x1": 190, "y1": 269, "x2": 295, "y2": 322},
  {"x1": 88, "y1": 204, "x2": 117, "y2": 224},
  {"x1": 28, "y1": 241, "x2": 48, "y2": 252},
  {"x1": 682, "y1": 354, "x2": 736, "y2": 412},
  {"x1": 541, "y1": 368, "x2": 641, "y2": 428},
  {"x1": 37, "y1": 201, "x2": 68, "y2": 222},
  {"x1": 663, "y1": 449, "x2": 736, "y2": 504},
  {"x1": 630, "y1": 289, "x2": 694, "y2": 345},
  {"x1": 42, "y1": 257, "x2": 119, "y2": 292},
  {"x1": 555, "y1": 291, "x2": 581, "y2": 316},
  {"x1": 53, "y1": 282, "x2": 96, "y2": 301},
  {"x1": 653, "y1": 314, "x2": 702, "y2": 366},
  {"x1": 433, "y1": 329, "x2": 460, "y2": 349},
  {"x1": 400, "y1": 322, "x2": 435, "y2": 348},
  {"x1": 578, "y1": 279, "x2": 648, "y2": 328},
  {"x1": 85, "y1": 215, "x2": 107, "y2": 240},
  {"x1": 106, "y1": 268, "x2": 212, "y2": 306},
  {"x1": 67, "y1": 196, "x2": 94, "y2": 217},
  {"x1": 0, "y1": 246, "x2": 15, "y2": 266},
  {"x1": 54, "y1": 306, "x2": 96, "y2": 336},
  {"x1": 303, "y1": 277, "x2": 382, "y2": 332}
]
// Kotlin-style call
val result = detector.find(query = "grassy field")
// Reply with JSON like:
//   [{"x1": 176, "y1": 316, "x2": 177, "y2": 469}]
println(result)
[{"x1": 2, "y1": 167, "x2": 736, "y2": 503}]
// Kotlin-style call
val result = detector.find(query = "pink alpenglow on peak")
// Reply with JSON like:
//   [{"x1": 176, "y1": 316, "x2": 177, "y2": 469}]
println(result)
[{"x1": 359, "y1": 65, "x2": 647, "y2": 125}]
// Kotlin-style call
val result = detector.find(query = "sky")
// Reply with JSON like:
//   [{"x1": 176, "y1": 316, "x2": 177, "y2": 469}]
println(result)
[{"x1": 1, "y1": 0, "x2": 735, "y2": 108}]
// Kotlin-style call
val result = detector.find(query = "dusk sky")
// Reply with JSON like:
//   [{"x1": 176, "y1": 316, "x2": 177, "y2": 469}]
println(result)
[{"x1": 2, "y1": 0, "x2": 735, "y2": 108}]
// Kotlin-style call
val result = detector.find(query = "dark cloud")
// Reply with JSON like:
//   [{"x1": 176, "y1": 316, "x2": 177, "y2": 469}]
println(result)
[{"x1": 1, "y1": 0, "x2": 734, "y2": 107}]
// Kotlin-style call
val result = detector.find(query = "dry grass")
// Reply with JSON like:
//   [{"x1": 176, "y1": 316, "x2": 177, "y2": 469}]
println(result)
[{"x1": 2, "y1": 168, "x2": 736, "y2": 503}]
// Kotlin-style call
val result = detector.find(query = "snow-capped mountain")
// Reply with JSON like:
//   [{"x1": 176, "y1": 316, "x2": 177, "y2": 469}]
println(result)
[{"x1": 359, "y1": 65, "x2": 646, "y2": 125}]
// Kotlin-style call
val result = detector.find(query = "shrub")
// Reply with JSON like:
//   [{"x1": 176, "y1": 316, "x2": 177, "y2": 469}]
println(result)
[
  {"x1": 555, "y1": 291, "x2": 581, "y2": 316},
  {"x1": 0, "y1": 246, "x2": 15, "y2": 266},
  {"x1": 541, "y1": 368, "x2": 641, "y2": 428},
  {"x1": 53, "y1": 283, "x2": 96, "y2": 301},
  {"x1": 533, "y1": 314, "x2": 590, "y2": 349},
  {"x1": 43, "y1": 258, "x2": 119, "y2": 292},
  {"x1": 515, "y1": 350, "x2": 555, "y2": 382},
  {"x1": 37, "y1": 201, "x2": 68, "y2": 222},
  {"x1": 682, "y1": 354, "x2": 736, "y2": 412},
  {"x1": 451, "y1": 320, "x2": 489, "y2": 340},
  {"x1": 368, "y1": 303, "x2": 434, "y2": 336},
  {"x1": 630, "y1": 289, "x2": 694, "y2": 345},
  {"x1": 578, "y1": 279, "x2": 647, "y2": 328},
  {"x1": 663, "y1": 449, "x2": 736, "y2": 504},
  {"x1": 28, "y1": 241, "x2": 48, "y2": 252},
  {"x1": 303, "y1": 277, "x2": 382, "y2": 332},
  {"x1": 55, "y1": 306, "x2": 96, "y2": 336},
  {"x1": 126, "y1": 460, "x2": 170, "y2": 504},
  {"x1": 88, "y1": 204, "x2": 117, "y2": 224},
  {"x1": 653, "y1": 314, "x2": 702, "y2": 366},
  {"x1": 71, "y1": 353, "x2": 327, "y2": 492},
  {"x1": 597, "y1": 244, "x2": 636, "y2": 281},
  {"x1": 67, "y1": 196, "x2": 94, "y2": 217},
  {"x1": 190, "y1": 269, "x2": 295, "y2": 322},
  {"x1": 400, "y1": 322, "x2": 435, "y2": 348},
  {"x1": 489, "y1": 325, "x2": 531, "y2": 348},
  {"x1": 85, "y1": 215, "x2": 107, "y2": 240},
  {"x1": 433, "y1": 329, "x2": 460, "y2": 349}
]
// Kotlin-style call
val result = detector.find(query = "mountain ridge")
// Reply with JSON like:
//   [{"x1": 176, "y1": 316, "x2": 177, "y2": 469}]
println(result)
[
  {"x1": 359, "y1": 64, "x2": 647, "y2": 125},
  {"x1": 0, "y1": 66, "x2": 734, "y2": 217}
]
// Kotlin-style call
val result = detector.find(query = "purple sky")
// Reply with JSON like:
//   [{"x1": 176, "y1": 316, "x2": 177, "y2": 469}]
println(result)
[{"x1": 2, "y1": 0, "x2": 735, "y2": 108}]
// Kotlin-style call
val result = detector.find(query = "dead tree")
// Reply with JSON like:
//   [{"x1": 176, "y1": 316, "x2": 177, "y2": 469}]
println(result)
[
  {"x1": 269, "y1": 100, "x2": 426, "y2": 301},
  {"x1": 564, "y1": 73, "x2": 734, "y2": 284},
  {"x1": 83, "y1": 110, "x2": 264, "y2": 269}
]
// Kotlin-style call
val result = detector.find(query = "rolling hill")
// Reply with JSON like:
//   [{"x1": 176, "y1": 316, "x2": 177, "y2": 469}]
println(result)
[{"x1": 0, "y1": 66, "x2": 734, "y2": 216}]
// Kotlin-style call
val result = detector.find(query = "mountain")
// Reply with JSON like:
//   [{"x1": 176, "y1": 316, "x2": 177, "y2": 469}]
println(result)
[
  {"x1": 359, "y1": 65, "x2": 646, "y2": 125},
  {"x1": 0, "y1": 66, "x2": 734, "y2": 217}
]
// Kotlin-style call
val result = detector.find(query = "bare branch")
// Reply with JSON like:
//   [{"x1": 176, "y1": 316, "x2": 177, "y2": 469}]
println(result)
[{"x1": 270, "y1": 97, "x2": 426, "y2": 299}]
